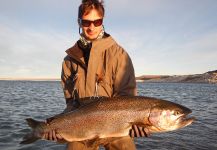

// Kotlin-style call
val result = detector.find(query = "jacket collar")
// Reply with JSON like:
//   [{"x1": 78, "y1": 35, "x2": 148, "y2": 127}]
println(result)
[{"x1": 65, "y1": 34, "x2": 116, "y2": 67}]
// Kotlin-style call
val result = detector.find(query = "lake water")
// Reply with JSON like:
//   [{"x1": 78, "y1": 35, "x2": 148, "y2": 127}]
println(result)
[{"x1": 0, "y1": 81, "x2": 216, "y2": 150}]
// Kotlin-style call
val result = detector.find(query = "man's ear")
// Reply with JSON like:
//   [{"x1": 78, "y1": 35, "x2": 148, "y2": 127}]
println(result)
[{"x1": 78, "y1": 18, "x2": 82, "y2": 27}]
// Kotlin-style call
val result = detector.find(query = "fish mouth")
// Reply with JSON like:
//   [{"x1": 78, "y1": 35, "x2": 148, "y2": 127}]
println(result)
[{"x1": 176, "y1": 113, "x2": 195, "y2": 128}]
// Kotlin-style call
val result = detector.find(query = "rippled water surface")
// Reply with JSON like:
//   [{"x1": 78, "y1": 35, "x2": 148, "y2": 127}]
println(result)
[{"x1": 0, "y1": 81, "x2": 216, "y2": 150}]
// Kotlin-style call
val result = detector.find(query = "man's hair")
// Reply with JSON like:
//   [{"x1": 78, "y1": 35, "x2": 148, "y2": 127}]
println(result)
[{"x1": 78, "y1": 0, "x2": 105, "y2": 19}]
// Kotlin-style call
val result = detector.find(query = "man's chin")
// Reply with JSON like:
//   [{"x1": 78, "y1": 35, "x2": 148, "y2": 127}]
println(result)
[{"x1": 87, "y1": 37, "x2": 98, "y2": 41}]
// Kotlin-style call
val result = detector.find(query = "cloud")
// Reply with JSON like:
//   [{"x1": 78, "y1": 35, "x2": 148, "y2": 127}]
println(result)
[
  {"x1": 0, "y1": 22, "x2": 77, "y2": 78},
  {"x1": 0, "y1": 0, "x2": 79, "y2": 32},
  {"x1": 0, "y1": 0, "x2": 76, "y2": 15},
  {"x1": 0, "y1": 58, "x2": 6, "y2": 63},
  {"x1": 108, "y1": 23, "x2": 217, "y2": 76},
  {"x1": 168, "y1": 31, "x2": 217, "y2": 66}
]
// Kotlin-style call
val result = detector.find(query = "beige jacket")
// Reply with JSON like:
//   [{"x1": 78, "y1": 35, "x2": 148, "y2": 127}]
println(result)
[{"x1": 61, "y1": 34, "x2": 137, "y2": 105}]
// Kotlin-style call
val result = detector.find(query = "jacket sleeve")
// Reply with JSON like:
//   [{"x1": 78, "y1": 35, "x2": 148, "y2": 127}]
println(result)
[
  {"x1": 61, "y1": 57, "x2": 77, "y2": 104},
  {"x1": 113, "y1": 48, "x2": 137, "y2": 97}
]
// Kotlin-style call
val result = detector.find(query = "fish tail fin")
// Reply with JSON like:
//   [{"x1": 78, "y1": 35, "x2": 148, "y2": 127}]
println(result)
[
  {"x1": 20, "y1": 118, "x2": 44, "y2": 144},
  {"x1": 20, "y1": 133, "x2": 40, "y2": 144}
]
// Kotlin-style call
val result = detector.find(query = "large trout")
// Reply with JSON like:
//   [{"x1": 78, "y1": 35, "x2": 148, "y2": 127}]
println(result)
[{"x1": 20, "y1": 96, "x2": 195, "y2": 144}]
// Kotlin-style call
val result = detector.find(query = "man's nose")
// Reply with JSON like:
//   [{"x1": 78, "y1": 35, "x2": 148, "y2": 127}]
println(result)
[{"x1": 89, "y1": 23, "x2": 95, "y2": 29}]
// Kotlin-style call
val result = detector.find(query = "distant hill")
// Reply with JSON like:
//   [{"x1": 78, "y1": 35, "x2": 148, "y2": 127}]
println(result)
[{"x1": 136, "y1": 70, "x2": 217, "y2": 84}]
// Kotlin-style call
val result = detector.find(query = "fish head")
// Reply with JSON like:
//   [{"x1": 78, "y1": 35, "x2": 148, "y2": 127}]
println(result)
[{"x1": 148, "y1": 101, "x2": 195, "y2": 133}]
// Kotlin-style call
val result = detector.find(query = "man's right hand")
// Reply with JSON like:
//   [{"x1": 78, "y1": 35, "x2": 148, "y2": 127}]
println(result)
[
  {"x1": 42, "y1": 119, "x2": 64, "y2": 142},
  {"x1": 42, "y1": 130, "x2": 63, "y2": 142},
  {"x1": 42, "y1": 104, "x2": 73, "y2": 142}
]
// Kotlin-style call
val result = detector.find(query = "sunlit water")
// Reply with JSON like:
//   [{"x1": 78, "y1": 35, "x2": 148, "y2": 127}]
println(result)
[{"x1": 0, "y1": 81, "x2": 216, "y2": 150}]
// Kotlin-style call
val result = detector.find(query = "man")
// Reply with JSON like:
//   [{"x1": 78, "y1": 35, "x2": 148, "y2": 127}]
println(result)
[{"x1": 44, "y1": 0, "x2": 148, "y2": 149}]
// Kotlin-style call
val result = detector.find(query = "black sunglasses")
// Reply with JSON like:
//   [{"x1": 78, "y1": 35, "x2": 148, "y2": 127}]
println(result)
[{"x1": 80, "y1": 19, "x2": 103, "y2": 27}]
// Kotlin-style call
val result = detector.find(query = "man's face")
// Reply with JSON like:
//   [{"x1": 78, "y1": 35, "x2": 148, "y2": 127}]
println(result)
[{"x1": 80, "y1": 9, "x2": 103, "y2": 41}]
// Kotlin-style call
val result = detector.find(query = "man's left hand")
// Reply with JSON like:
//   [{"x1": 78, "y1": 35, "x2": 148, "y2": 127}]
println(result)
[{"x1": 129, "y1": 125, "x2": 150, "y2": 138}]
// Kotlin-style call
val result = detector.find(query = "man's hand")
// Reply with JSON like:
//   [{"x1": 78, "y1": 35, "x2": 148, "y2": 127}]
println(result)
[
  {"x1": 129, "y1": 125, "x2": 150, "y2": 138},
  {"x1": 42, "y1": 104, "x2": 73, "y2": 142},
  {"x1": 42, "y1": 130, "x2": 63, "y2": 141},
  {"x1": 42, "y1": 120, "x2": 64, "y2": 142}
]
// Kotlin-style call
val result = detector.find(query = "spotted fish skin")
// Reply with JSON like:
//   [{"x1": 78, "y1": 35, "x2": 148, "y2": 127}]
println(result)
[{"x1": 20, "y1": 96, "x2": 195, "y2": 144}]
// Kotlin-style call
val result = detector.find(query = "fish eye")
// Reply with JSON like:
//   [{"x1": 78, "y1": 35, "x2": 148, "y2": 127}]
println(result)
[{"x1": 174, "y1": 111, "x2": 181, "y2": 116}]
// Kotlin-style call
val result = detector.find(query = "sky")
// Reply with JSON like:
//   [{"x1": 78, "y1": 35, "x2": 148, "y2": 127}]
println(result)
[{"x1": 0, "y1": 0, "x2": 217, "y2": 78}]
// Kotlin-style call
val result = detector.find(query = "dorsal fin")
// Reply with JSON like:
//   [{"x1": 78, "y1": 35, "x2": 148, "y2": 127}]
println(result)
[{"x1": 26, "y1": 118, "x2": 42, "y2": 129}]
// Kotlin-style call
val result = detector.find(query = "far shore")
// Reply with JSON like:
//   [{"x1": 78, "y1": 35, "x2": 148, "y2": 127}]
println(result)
[{"x1": 1, "y1": 70, "x2": 216, "y2": 83}]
